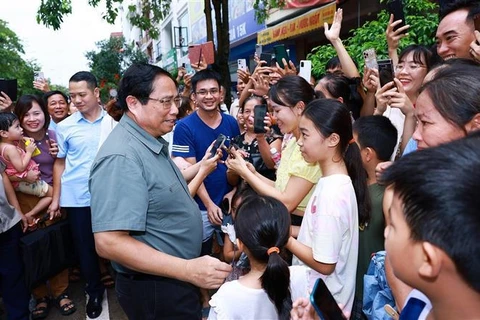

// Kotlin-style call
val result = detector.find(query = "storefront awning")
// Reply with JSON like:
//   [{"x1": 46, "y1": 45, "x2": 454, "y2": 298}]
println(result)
[{"x1": 257, "y1": 1, "x2": 336, "y2": 45}]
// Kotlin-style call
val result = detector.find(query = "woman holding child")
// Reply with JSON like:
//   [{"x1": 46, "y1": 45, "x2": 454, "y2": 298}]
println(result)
[{"x1": 13, "y1": 95, "x2": 76, "y2": 319}]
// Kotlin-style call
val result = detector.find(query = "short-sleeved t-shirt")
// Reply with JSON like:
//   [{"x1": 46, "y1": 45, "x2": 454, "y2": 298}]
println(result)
[
  {"x1": 274, "y1": 138, "x2": 322, "y2": 212},
  {"x1": 90, "y1": 114, "x2": 203, "y2": 274},
  {"x1": 30, "y1": 129, "x2": 56, "y2": 185},
  {"x1": 0, "y1": 162, "x2": 21, "y2": 234},
  {"x1": 172, "y1": 111, "x2": 240, "y2": 210},
  {"x1": 293, "y1": 174, "x2": 359, "y2": 315}
]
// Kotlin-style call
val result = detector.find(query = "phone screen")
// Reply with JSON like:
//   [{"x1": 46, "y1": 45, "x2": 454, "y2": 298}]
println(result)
[
  {"x1": 378, "y1": 59, "x2": 395, "y2": 87},
  {"x1": 260, "y1": 53, "x2": 273, "y2": 66},
  {"x1": 274, "y1": 45, "x2": 289, "y2": 69},
  {"x1": 210, "y1": 134, "x2": 227, "y2": 158},
  {"x1": 310, "y1": 278, "x2": 346, "y2": 320},
  {"x1": 0, "y1": 79, "x2": 18, "y2": 102},
  {"x1": 253, "y1": 104, "x2": 267, "y2": 134},
  {"x1": 387, "y1": 0, "x2": 406, "y2": 33}
]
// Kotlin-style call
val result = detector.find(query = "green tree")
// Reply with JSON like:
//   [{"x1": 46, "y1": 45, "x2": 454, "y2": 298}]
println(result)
[
  {"x1": 85, "y1": 35, "x2": 148, "y2": 102},
  {"x1": 0, "y1": 19, "x2": 40, "y2": 98},
  {"x1": 307, "y1": 0, "x2": 439, "y2": 78}
]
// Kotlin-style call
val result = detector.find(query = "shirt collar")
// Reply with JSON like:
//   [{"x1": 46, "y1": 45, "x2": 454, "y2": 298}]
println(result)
[
  {"x1": 74, "y1": 107, "x2": 106, "y2": 123},
  {"x1": 119, "y1": 113, "x2": 167, "y2": 155}
]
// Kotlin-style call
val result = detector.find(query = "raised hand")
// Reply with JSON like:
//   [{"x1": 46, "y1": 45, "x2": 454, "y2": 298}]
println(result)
[{"x1": 324, "y1": 8, "x2": 343, "y2": 43}]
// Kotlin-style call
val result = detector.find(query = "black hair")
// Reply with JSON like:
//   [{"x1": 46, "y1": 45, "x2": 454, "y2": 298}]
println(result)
[
  {"x1": 419, "y1": 63, "x2": 480, "y2": 132},
  {"x1": 113, "y1": 63, "x2": 176, "y2": 114},
  {"x1": 439, "y1": 0, "x2": 480, "y2": 23},
  {"x1": 398, "y1": 45, "x2": 434, "y2": 72},
  {"x1": 353, "y1": 116, "x2": 398, "y2": 161},
  {"x1": 178, "y1": 96, "x2": 194, "y2": 120},
  {"x1": 318, "y1": 74, "x2": 364, "y2": 119},
  {"x1": 325, "y1": 56, "x2": 359, "y2": 73},
  {"x1": 191, "y1": 69, "x2": 222, "y2": 93},
  {"x1": 231, "y1": 182, "x2": 257, "y2": 216},
  {"x1": 240, "y1": 95, "x2": 267, "y2": 113},
  {"x1": 380, "y1": 132, "x2": 480, "y2": 293},
  {"x1": 69, "y1": 71, "x2": 98, "y2": 90},
  {"x1": 269, "y1": 75, "x2": 315, "y2": 108},
  {"x1": 0, "y1": 112, "x2": 19, "y2": 132},
  {"x1": 44, "y1": 90, "x2": 69, "y2": 105},
  {"x1": 303, "y1": 99, "x2": 371, "y2": 227},
  {"x1": 14, "y1": 94, "x2": 50, "y2": 130},
  {"x1": 235, "y1": 196, "x2": 292, "y2": 319}
]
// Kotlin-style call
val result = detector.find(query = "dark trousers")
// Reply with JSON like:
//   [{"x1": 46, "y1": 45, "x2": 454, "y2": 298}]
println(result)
[
  {"x1": 0, "y1": 223, "x2": 30, "y2": 320},
  {"x1": 65, "y1": 207, "x2": 104, "y2": 298},
  {"x1": 116, "y1": 273, "x2": 201, "y2": 320}
]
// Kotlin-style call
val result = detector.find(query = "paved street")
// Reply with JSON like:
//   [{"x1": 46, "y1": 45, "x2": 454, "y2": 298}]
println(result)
[{"x1": 0, "y1": 278, "x2": 128, "y2": 320}]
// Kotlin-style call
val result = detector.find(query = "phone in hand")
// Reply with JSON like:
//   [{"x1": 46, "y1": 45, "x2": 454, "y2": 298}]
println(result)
[
  {"x1": 253, "y1": 104, "x2": 268, "y2": 134},
  {"x1": 0, "y1": 79, "x2": 18, "y2": 102},
  {"x1": 34, "y1": 71, "x2": 45, "y2": 82},
  {"x1": 299, "y1": 60, "x2": 312, "y2": 83},
  {"x1": 274, "y1": 44, "x2": 289, "y2": 69},
  {"x1": 363, "y1": 48, "x2": 378, "y2": 70},
  {"x1": 378, "y1": 59, "x2": 395, "y2": 87},
  {"x1": 237, "y1": 59, "x2": 247, "y2": 71},
  {"x1": 255, "y1": 44, "x2": 263, "y2": 56},
  {"x1": 387, "y1": 0, "x2": 406, "y2": 34},
  {"x1": 210, "y1": 134, "x2": 227, "y2": 158},
  {"x1": 310, "y1": 278, "x2": 346, "y2": 320},
  {"x1": 260, "y1": 53, "x2": 273, "y2": 66}
]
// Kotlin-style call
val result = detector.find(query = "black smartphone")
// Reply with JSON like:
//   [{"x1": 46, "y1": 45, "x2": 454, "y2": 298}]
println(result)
[
  {"x1": 310, "y1": 278, "x2": 346, "y2": 320},
  {"x1": 274, "y1": 44, "x2": 289, "y2": 68},
  {"x1": 260, "y1": 53, "x2": 273, "y2": 66},
  {"x1": 210, "y1": 134, "x2": 227, "y2": 158},
  {"x1": 387, "y1": 0, "x2": 406, "y2": 33},
  {"x1": 253, "y1": 104, "x2": 268, "y2": 134},
  {"x1": 0, "y1": 79, "x2": 18, "y2": 102},
  {"x1": 378, "y1": 59, "x2": 395, "y2": 87}
]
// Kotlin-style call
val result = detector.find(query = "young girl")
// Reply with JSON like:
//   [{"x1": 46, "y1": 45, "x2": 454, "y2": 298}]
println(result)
[
  {"x1": 287, "y1": 99, "x2": 370, "y2": 315},
  {"x1": 0, "y1": 113, "x2": 53, "y2": 216},
  {"x1": 210, "y1": 196, "x2": 308, "y2": 320}
]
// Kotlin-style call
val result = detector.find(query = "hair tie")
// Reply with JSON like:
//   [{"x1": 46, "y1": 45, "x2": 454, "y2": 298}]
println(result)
[
  {"x1": 348, "y1": 138, "x2": 355, "y2": 145},
  {"x1": 267, "y1": 247, "x2": 280, "y2": 255}
]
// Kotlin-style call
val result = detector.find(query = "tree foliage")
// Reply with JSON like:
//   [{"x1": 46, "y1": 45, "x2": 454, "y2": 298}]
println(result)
[
  {"x1": 253, "y1": 0, "x2": 287, "y2": 24},
  {"x1": 307, "y1": 0, "x2": 438, "y2": 79},
  {"x1": 0, "y1": 19, "x2": 41, "y2": 97},
  {"x1": 85, "y1": 36, "x2": 148, "y2": 102}
]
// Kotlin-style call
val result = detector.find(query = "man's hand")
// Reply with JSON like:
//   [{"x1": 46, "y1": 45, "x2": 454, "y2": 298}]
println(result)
[
  {"x1": 0, "y1": 91, "x2": 13, "y2": 111},
  {"x1": 185, "y1": 255, "x2": 232, "y2": 289},
  {"x1": 206, "y1": 202, "x2": 223, "y2": 225},
  {"x1": 47, "y1": 199, "x2": 61, "y2": 221}
]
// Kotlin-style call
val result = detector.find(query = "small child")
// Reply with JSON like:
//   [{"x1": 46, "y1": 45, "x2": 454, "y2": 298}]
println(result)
[
  {"x1": 351, "y1": 115, "x2": 398, "y2": 316},
  {"x1": 209, "y1": 195, "x2": 308, "y2": 320},
  {"x1": 0, "y1": 113, "x2": 52, "y2": 216},
  {"x1": 381, "y1": 132, "x2": 480, "y2": 320}
]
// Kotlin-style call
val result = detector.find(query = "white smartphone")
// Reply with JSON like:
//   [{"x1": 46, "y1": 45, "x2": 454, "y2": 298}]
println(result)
[
  {"x1": 255, "y1": 44, "x2": 262, "y2": 56},
  {"x1": 299, "y1": 60, "x2": 312, "y2": 82},
  {"x1": 34, "y1": 71, "x2": 45, "y2": 82},
  {"x1": 363, "y1": 48, "x2": 378, "y2": 70},
  {"x1": 237, "y1": 59, "x2": 247, "y2": 71}
]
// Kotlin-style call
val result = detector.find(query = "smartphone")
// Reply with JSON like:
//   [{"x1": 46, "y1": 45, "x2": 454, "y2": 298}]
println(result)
[
  {"x1": 255, "y1": 44, "x2": 263, "y2": 56},
  {"x1": 188, "y1": 44, "x2": 202, "y2": 65},
  {"x1": 34, "y1": 71, "x2": 44, "y2": 82},
  {"x1": 299, "y1": 60, "x2": 312, "y2": 82},
  {"x1": 310, "y1": 278, "x2": 346, "y2": 320},
  {"x1": 274, "y1": 44, "x2": 289, "y2": 69},
  {"x1": 237, "y1": 59, "x2": 247, "y2": 71},
  {"x1": 185, "y1": 63, "x2": 195, "y2": 75},
  {"x1": 260, "y1": 53, "x2": 273, "y2": 66},
  {"x1": 363, "y1": 48, "x2": 378, "y2": 70},
  {"x1": 387, "y1": 0, "x2": 406, "y2": 33},
  {"x1": 253, "y1": 104, "x2": 268, "y2": 134},
  {"x1": 378, "y1": 59, "x2": 395, "y2": 87},
  {"x1": 0, "y1": 79, "x2": 18, "y2": 101},
  {"x1": 210, "y1": 134, "x2": 227, "y2": 158},
  {"x1": 202, "y1": 41, "x2": 215, "y2": 65}
]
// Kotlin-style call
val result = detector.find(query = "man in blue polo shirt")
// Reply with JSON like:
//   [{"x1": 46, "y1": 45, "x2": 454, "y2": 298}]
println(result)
[{"x1": 48, "y1": 71, "x2": 105, "y2": 319}]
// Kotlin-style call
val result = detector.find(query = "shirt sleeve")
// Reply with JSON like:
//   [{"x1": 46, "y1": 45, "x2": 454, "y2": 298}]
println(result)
[
  {"x1": 288, "y1": 144, "x2": 322, "y2": 184},
  {"x1": 171, "y1": 121, "x2": 196, "y2": 158},
  {"x1": 56, "y1": 125, "x2": 67, "y2": 159},
  {"x1": 90, "y1": 154, "x2": 148, "y2": 232}
]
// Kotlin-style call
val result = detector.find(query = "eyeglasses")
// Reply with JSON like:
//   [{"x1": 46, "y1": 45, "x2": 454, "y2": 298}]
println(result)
[
  {"x1": 148, "y1": 96, "x2": 182, "y2": 109},
  {"x1": 394, "y1": 63, "x2": 425, "y2": 72},
  {"x1": 195, "y1": 88, "x2": 220, "y2": 96}
]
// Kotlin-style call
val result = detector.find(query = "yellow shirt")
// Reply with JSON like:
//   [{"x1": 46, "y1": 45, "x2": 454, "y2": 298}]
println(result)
[{"x1": 274, "y1": 138, "x2": 322, "y2": 212}]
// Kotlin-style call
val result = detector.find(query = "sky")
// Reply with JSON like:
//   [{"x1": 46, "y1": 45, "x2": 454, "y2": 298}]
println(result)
[{"x1": 1, "y1": 0, "x2": 121, "y2": 86}]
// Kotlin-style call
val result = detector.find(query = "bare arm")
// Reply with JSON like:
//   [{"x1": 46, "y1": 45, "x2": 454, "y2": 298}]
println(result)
[
  {"x1": 5, "y1": 144, "x2": 35, "y2": 173},
  {"x1": 286, "y1": 237, "x2": 336, "y2": 275},
  {"x1": 95, "y1": 231, "x2": 231, "y2": 289},
  {"x1": 256, "y1": 134, "x2": 282, "y2": 169},
  {"x1": 48, "y1": 157, "x2": 65, "y2": 216}
]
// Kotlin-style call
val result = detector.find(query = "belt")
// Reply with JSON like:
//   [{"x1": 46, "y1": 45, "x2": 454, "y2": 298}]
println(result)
[{"x1": 118, "y1": 272, "x2": 166, "y2": 281}]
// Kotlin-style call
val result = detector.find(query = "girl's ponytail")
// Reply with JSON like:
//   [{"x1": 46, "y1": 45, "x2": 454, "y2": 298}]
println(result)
[
  {"x1": 235, "y1": 196, "x2": 292, "y2": 320},
  {"x1": 303, "y1": 99, "x2": 371, "y2": 227}
]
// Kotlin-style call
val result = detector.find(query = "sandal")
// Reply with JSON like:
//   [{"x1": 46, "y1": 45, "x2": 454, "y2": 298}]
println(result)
[
  {"x1": 56, "y1": 293, "x2": 77, "y2": 316},
  {"x1": 101, "y1": 272, "x2": 115, "y2": 288},
  {"x1": 32, "y1": 297, "x2": 50, "y2": 320}
]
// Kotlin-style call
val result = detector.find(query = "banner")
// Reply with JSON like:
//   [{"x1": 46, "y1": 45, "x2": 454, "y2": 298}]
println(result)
[
  {"x1": 286, "y1": 0, "x2": 335, "y2": 9},
  {"x1": 257, "y1": 1, "x2": 336, "y2": 45}
]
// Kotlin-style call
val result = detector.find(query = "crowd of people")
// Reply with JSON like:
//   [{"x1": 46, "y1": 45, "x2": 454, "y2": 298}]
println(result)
[{"x1": 0, "y1": 0, "x2": 479, "y2": 320}]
